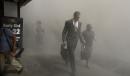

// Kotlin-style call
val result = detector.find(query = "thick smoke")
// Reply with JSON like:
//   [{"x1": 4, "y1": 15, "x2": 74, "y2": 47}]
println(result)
[{"x1": 4, "y1": 0, "x2": 130, "y2": 76}]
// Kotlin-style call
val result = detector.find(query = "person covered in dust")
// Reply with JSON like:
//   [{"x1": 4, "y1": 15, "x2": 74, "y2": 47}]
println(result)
[
  {"x1": 81, "y1": 24, "x2": 95, "y2": 68},
  {"x1": 62, "y1": 11, "x2": 85, "y2": 76},
  {"x1": 35, "y1": 20, "x2": 45, "y2": 48}
]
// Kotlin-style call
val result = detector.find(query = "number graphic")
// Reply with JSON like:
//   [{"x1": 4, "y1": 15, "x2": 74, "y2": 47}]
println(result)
[{"x1": 12, "y1": 29, "x2": 20, "y2": 34}]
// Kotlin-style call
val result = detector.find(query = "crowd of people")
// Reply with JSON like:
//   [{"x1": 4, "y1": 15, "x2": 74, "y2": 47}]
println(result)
[{"x1": 0, "y1": 11, "x2": 95, "y2": 76}]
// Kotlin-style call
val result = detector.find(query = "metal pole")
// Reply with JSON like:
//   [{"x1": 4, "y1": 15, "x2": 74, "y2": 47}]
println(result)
[
  {"x1": 0, "y1": 0, "x2": 4, "y2": 16},
  {"x1": 17, "y1": 2, "x2": 20, "y2": 18}
]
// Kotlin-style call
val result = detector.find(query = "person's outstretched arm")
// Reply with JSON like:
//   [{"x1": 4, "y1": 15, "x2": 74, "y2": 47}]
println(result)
[{"x1": 78, "y1": 23, "x2": 85, "y2": 44}]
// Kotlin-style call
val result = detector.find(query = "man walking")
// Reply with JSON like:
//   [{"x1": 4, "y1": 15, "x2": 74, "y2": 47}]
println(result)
[{"x1": 62, "y1": 11, "x2": 84, "y2": 75}]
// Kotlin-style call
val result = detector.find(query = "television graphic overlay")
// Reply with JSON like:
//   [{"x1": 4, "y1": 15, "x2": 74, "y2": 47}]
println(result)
[{"x1": 0, "y1": 16, "x2": 23, "y2": 49}]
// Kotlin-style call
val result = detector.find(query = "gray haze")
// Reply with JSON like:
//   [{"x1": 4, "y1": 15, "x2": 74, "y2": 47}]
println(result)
[
  {"x1": 20, "y1": 0, "x2": 130, "y2": 61},
  {"x1": 4, "y1": 0, "x2": 130, "y2": 76}
]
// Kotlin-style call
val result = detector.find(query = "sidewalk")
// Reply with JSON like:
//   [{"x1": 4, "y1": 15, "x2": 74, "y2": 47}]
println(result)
[{"x1": 8, "y1": 48, "x2": 121, "y2": 76}]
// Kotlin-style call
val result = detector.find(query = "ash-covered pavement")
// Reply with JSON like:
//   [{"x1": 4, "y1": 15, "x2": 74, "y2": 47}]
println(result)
[{"x1": 7, "y1": 48, "x2": 121, "y2": 76}]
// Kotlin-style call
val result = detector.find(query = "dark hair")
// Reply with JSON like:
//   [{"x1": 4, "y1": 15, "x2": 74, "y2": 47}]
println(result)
[{"x1": 73, "y1": 11, "x2": 80, "y2": 16}]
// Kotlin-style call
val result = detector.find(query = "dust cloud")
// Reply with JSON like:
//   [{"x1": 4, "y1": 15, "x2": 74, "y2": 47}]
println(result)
[{"x1": 6, "y1": 0, "x2": 129, "y2": 76}]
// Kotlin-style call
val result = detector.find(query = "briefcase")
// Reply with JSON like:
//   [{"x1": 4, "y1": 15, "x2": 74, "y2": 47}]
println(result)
[{"x1": 60, "y1": 44, "x2": 69, "y2": 61}]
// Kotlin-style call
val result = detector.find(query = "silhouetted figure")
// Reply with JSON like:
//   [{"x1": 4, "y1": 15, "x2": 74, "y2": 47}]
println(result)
[
  {"x1": 35, "y1": 20, "x2": 44, "y2": 48},
  {"x1": 81, "y1": 24, "x2": 95, "y2": 68},
  {"x1": 62, "y1": 11, "x2": 84, "y2": 76}
]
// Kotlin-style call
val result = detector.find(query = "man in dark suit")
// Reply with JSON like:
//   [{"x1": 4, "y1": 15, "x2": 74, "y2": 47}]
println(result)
[{"x1": 62, "y1": 11, "x2": 84, "y2": 75}]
